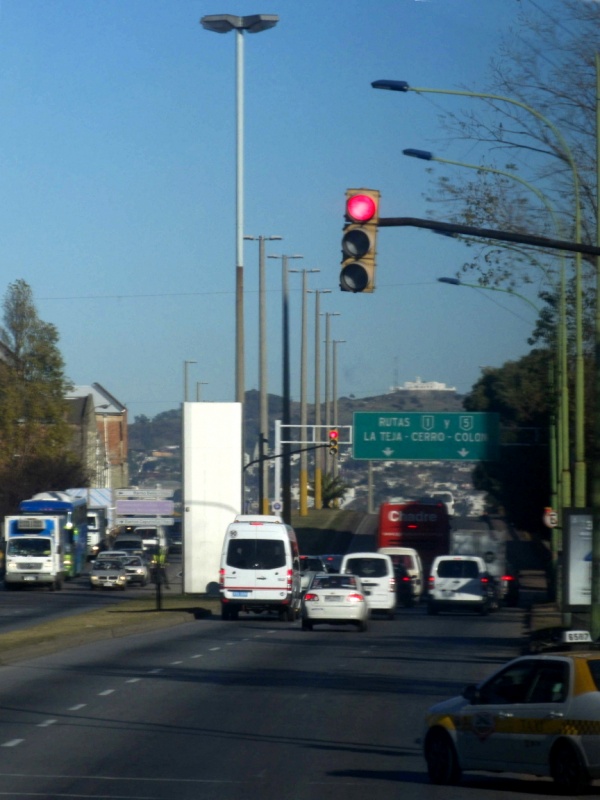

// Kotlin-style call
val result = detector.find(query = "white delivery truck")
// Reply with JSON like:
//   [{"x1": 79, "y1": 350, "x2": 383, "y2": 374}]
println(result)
[{"x1": 3, "y1": 514, "x2": 68, "y2": 590}]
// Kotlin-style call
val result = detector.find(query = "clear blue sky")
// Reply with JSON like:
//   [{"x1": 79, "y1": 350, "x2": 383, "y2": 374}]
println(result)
[{"x1": 0, "y1": 0, "x2": 554, "y2": 419}]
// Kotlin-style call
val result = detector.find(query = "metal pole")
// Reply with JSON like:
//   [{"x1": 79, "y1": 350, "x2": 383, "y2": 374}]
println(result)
[
  {"x1": 269, "y1": 253, "x2": 303, "y2": 523},
  {"x1": 290, "y1": 269, "x2": 319, "y2": 516},
  {"x1": 310, "y1": 289, "x2": 331, "y2": 510},
  {"x1": 333, "y1": 340, "x2": 345, "y2": 479},
  {"x1": 235, "y1": 28, "x2": 245, "y2": 407},
  {"x1": 246, "y1": 234, "x2": 282, "y2": 514},
  {"x1": 282, "y1": 256, "x2": 292, "y2": 524}
]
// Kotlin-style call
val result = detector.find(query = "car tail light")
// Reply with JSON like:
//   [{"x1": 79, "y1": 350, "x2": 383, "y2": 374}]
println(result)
[
  {"x1": 219, "y1": 568, "x2": 225, "y2": 587},
  {"x1": 286, "y1": 569, "x2": 293, "y2": 591},
  {"x1": 389, "y1": 575, "x2": 396, "y2": 592},
  {"x1": 501, "y1": 574, "x2": 514, "y2": 582},
  {"x1": 346, "y1": 593, "x2": 364, "y2": 602},
  {"x1": 401, "y1": 575, "x2": 411, "y2": 583},
  {"x1": 428, "y1": 575, "x2": 435, "y2": 587},
  {"x1": 481, "y1": 576, "x2": 489, "y2": 585},
  {"x1": 304, "y1": 592, "x2": 319, "y2": 602}
]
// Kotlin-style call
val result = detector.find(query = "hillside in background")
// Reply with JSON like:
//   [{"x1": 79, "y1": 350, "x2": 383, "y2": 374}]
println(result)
[{"x1": 127, "y1": 389, "x2": 468, "y2": 509}]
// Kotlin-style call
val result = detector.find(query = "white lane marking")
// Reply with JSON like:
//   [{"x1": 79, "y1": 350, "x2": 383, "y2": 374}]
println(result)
[
  {"x1": 37, "y1": 720, "x2": 56, "y2": 728},
  {"x1": 209, "y1": 647, "x2": 220, "y2": 652},
  {"x1": 170, "y1": 660, "x2": 183, "y2": 665},
  {"x1": 98, "y1": 689, "x2": 115, "y2": 696},
  {"x1": 69, "y1": 704, "x2": 86, "y2": 711},
  {"x1": 191, "y1": 654, "x2": 203, "y2": 659},
  {"x1": 1, "y1": 740, "x2": 23, "y2": 747},
  {"x1": 147, "y1": 668, "x2": 163, "y2": 674},
  {"x1": 125, "y1": 678, "x2": 141, "y2": 683}
]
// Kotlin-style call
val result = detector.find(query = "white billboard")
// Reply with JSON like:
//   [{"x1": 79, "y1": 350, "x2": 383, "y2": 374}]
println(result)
[{"x1": 183, "y1": 403, "x2": 242, "y2": 594}]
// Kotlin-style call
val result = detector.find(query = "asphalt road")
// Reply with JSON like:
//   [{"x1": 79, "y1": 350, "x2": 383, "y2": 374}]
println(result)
[
  {"x1": 0, "y1": 556, "x2": 183, "y2": 634},
  {"x1": 0, "y1": 590, "x2": 567, "y2": 800}
]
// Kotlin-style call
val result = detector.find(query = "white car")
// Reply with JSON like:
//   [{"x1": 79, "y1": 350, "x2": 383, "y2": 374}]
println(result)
[
  {"x1": 300, "y1": 555, "x2": 328, "y2": 593},
  {"x1": 340, "y1": 552, "x2": 396, "y2": 619},
  {"x1": 427, "y1": 555, "x2": 493, "y2": 615},
  {"x1": 301, "y1": 573, "x2": 368, "y2": 632},
  {"x1": 423, "y1": 638, "x2": 600, "y2": 794}
]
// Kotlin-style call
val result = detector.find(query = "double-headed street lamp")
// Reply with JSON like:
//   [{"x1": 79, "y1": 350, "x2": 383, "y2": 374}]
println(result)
[
  {"x1": 405, "y1": 147, "x2": 571, "y2": 518},
  {"x1": 201, "y1": 14, "x2": 279, "y2": 407},
  {"x1": 183, "y1": 360, "x2": 197, "y2": 403},
  {"x1": 268, "y1": 253, "x2": 303, "y2": 524},
  {"x1": 308, "y1": 288, "x2": 332, "y2": 510},
  {"x1": 245, "y1": 234, "x2": 282, "y2": 514},
  {"x1": 374, "y1": 78, "x2": 586, "y2": 509},
  {"x1": 290, "y1": 268, "x2": 320, "y2": 516}
]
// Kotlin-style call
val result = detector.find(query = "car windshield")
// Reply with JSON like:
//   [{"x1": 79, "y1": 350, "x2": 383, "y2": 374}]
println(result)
[
  {"x1": 344, "y1": 558, "x2": 387, "y2": 578},
  {"x1": 311, "y1": 575, "x2": 357, "y2": 590},
  {"x1": 437, "y1": 560, "x2": 479, "y2": 579},
  {"x1": 7, "y1": 538, "x2": 51, "y2": 556},
  {"x1": 94, "y1": 560, "x2": 121, "y2": 570}
]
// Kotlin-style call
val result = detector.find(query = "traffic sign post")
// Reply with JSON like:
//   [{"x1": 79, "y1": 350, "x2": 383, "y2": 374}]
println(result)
[{"x1": 353, "y1": 411, "x2": 499, "y2": 461}]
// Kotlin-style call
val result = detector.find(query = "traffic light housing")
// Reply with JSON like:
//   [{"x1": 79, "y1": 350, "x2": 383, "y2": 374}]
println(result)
[
  {"x1": 340, "y1": 188, "x2": 380, "y2": 293},
  {"x1": 328, "y1": 428, "x2": 339, "y2": 456}
]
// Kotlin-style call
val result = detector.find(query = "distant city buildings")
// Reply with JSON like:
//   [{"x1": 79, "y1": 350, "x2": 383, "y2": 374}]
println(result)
[{"x1": 389, "y1": 377, "x2": 457, "y2": 393}]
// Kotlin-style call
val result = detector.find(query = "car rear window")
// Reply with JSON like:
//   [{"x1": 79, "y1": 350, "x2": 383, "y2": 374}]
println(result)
[
  {"x1": 227, "y1": 538, "x2": 286, "y2": 570},
  {"x1": 312, "y1": 575, "x2": 357, "y2": 590},
  {"x1": 437, "y1": 559, "x2": 480, "y2": 579},
  {"x1": 344, "y1": 558, "x2": 388, "y2": 578}
]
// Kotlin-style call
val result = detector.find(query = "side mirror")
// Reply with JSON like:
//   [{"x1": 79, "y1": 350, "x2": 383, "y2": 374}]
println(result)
[{"x1": 463, "y1": 684, "x2": 481, "y2": 704}]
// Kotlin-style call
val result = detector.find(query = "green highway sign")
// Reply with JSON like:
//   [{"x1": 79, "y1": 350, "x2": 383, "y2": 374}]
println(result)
[{"x1": 353, "y1": 411, "x2": 500, "y2": 462}]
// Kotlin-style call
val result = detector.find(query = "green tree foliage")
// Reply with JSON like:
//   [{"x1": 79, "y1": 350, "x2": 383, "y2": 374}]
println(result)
[
  {"x1": 426, "y1": 0, "x2": 599, "y2": 326},
  {"x1": 0, "y1": 280, "x2": 85, "y2": 515},
  {"x1": 464, "y1": 348, "x2": 552, "y2": 533},
  {"x1": 309, "y1": 472, "x2": 349, "y2": 510}
]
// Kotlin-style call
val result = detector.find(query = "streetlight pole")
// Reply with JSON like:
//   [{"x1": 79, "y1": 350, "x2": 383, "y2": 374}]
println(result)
[
  {"x1": 201, "y1": 14, "x2": 279, "y2": 407},
  {"x1": 309, "y1": 288, "x2": 331, "y2": 510},
  {"x1": 290, "y1": 268, "x2": 320, "y2": 516},
  {"x1": 332, "y1": 339, "x2": 346, "y2": 480},
  {"x1": 404, "y1": 147, "x2": 571, "y2": 519},
  {"x1": 183, "y1": 360, "x2": 197, "y2": 403},
  {"x1": 245, "y1": 234, "x2": 282, "y2": 514},
  {"x1": 324, "y1": 311, "x2": 340, "y2": 444},
  {"x1": 375, "y1": 78, "x2": 586, "y2": 508},
  {"x1": 268, "y1": 253, "x2": 303, "y2": 524}
]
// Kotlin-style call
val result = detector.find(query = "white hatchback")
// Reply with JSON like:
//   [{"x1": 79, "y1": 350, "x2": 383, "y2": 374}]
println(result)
[
  {"x1": 427, "y1": 555, "x2": 492, "y2": 615},
  {"x1": 340, "y1": 552, "x2": 396, "y2": 619}
]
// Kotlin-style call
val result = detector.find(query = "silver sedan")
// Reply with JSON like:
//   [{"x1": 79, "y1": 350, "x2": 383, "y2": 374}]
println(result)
[{"x1": 301, "y1": 573, "x2": 369, "y2": 632}]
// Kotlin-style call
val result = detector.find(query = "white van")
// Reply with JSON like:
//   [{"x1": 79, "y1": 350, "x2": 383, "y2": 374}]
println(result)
[
  {"x1": 378, "y1": 546, "x2": 424, "y2": 605},
  {"x1": 340, "y1": 552, "x2": 396, "y2": 619},
  {"x1": 219, "y1": 516, "x2": 302, "y2": 621},
  {"x1": 427, "y1": 555, "x2": 492, "y2": 615}
]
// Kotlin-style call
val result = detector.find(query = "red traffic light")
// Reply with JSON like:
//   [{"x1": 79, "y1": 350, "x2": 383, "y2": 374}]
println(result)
[
  {"x1": 328, "y1": 429, "x2": 339, "y2": 441},
  {"x1": 346, "y1": 193, "x2": 377, "y2": 223}
]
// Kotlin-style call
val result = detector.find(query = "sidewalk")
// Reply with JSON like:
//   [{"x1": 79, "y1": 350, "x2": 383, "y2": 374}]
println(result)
[{"x1": 522, "y1": 569, "x2": 592, "y2": 653}]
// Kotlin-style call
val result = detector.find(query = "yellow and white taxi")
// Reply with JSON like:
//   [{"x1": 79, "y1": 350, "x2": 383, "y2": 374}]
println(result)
[{"x1": 423, "y1": 633, "x2": 600, "y2": 794}]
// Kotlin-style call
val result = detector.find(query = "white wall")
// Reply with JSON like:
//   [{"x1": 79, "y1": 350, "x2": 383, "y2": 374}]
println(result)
[{"x1": 183, "y1": 403, "x2": 242, "y2": 594}]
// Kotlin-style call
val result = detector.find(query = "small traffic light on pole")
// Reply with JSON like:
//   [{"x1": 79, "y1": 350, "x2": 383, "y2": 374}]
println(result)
[
  {"x1": 328, "y1": 428, "x2": 339, "y2": 456},
  {"x1": 340, "y1": 188, "x2": 380, "y2": 293}
]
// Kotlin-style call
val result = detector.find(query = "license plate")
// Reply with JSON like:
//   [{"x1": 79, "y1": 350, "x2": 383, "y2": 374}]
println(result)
[
  {"x1": 232, "y1": 591, "x2": 249, "y2": 597},
  {"x1": 325, "y1": 595, "x2": 339, "y2": 602},
  {"x1": 23, "y1": 575, "x2": 37, "y2": 582}
]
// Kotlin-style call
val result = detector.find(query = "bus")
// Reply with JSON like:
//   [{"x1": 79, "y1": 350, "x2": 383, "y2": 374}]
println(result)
[
  {"x1": 377, "y1": 498, "x2": 450, "y2": 575},
  {"x1": 18, "y1": 491, "x2": 88, "y2": 578}
]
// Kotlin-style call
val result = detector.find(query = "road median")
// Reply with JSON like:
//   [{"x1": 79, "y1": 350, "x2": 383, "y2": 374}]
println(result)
[{"x1": 0, "y1": 595, "x2": 220, "y2": 665}]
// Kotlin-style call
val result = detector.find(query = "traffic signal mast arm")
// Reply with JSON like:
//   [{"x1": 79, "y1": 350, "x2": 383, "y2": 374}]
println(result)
[{"x1": 377, "y1": 216, "x2": 600, "y2": 258}]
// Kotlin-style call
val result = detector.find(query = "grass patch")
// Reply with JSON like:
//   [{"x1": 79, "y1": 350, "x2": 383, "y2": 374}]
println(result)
[{"x1": 0, "y1": 594, "x2": 221, "y2": 664}]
